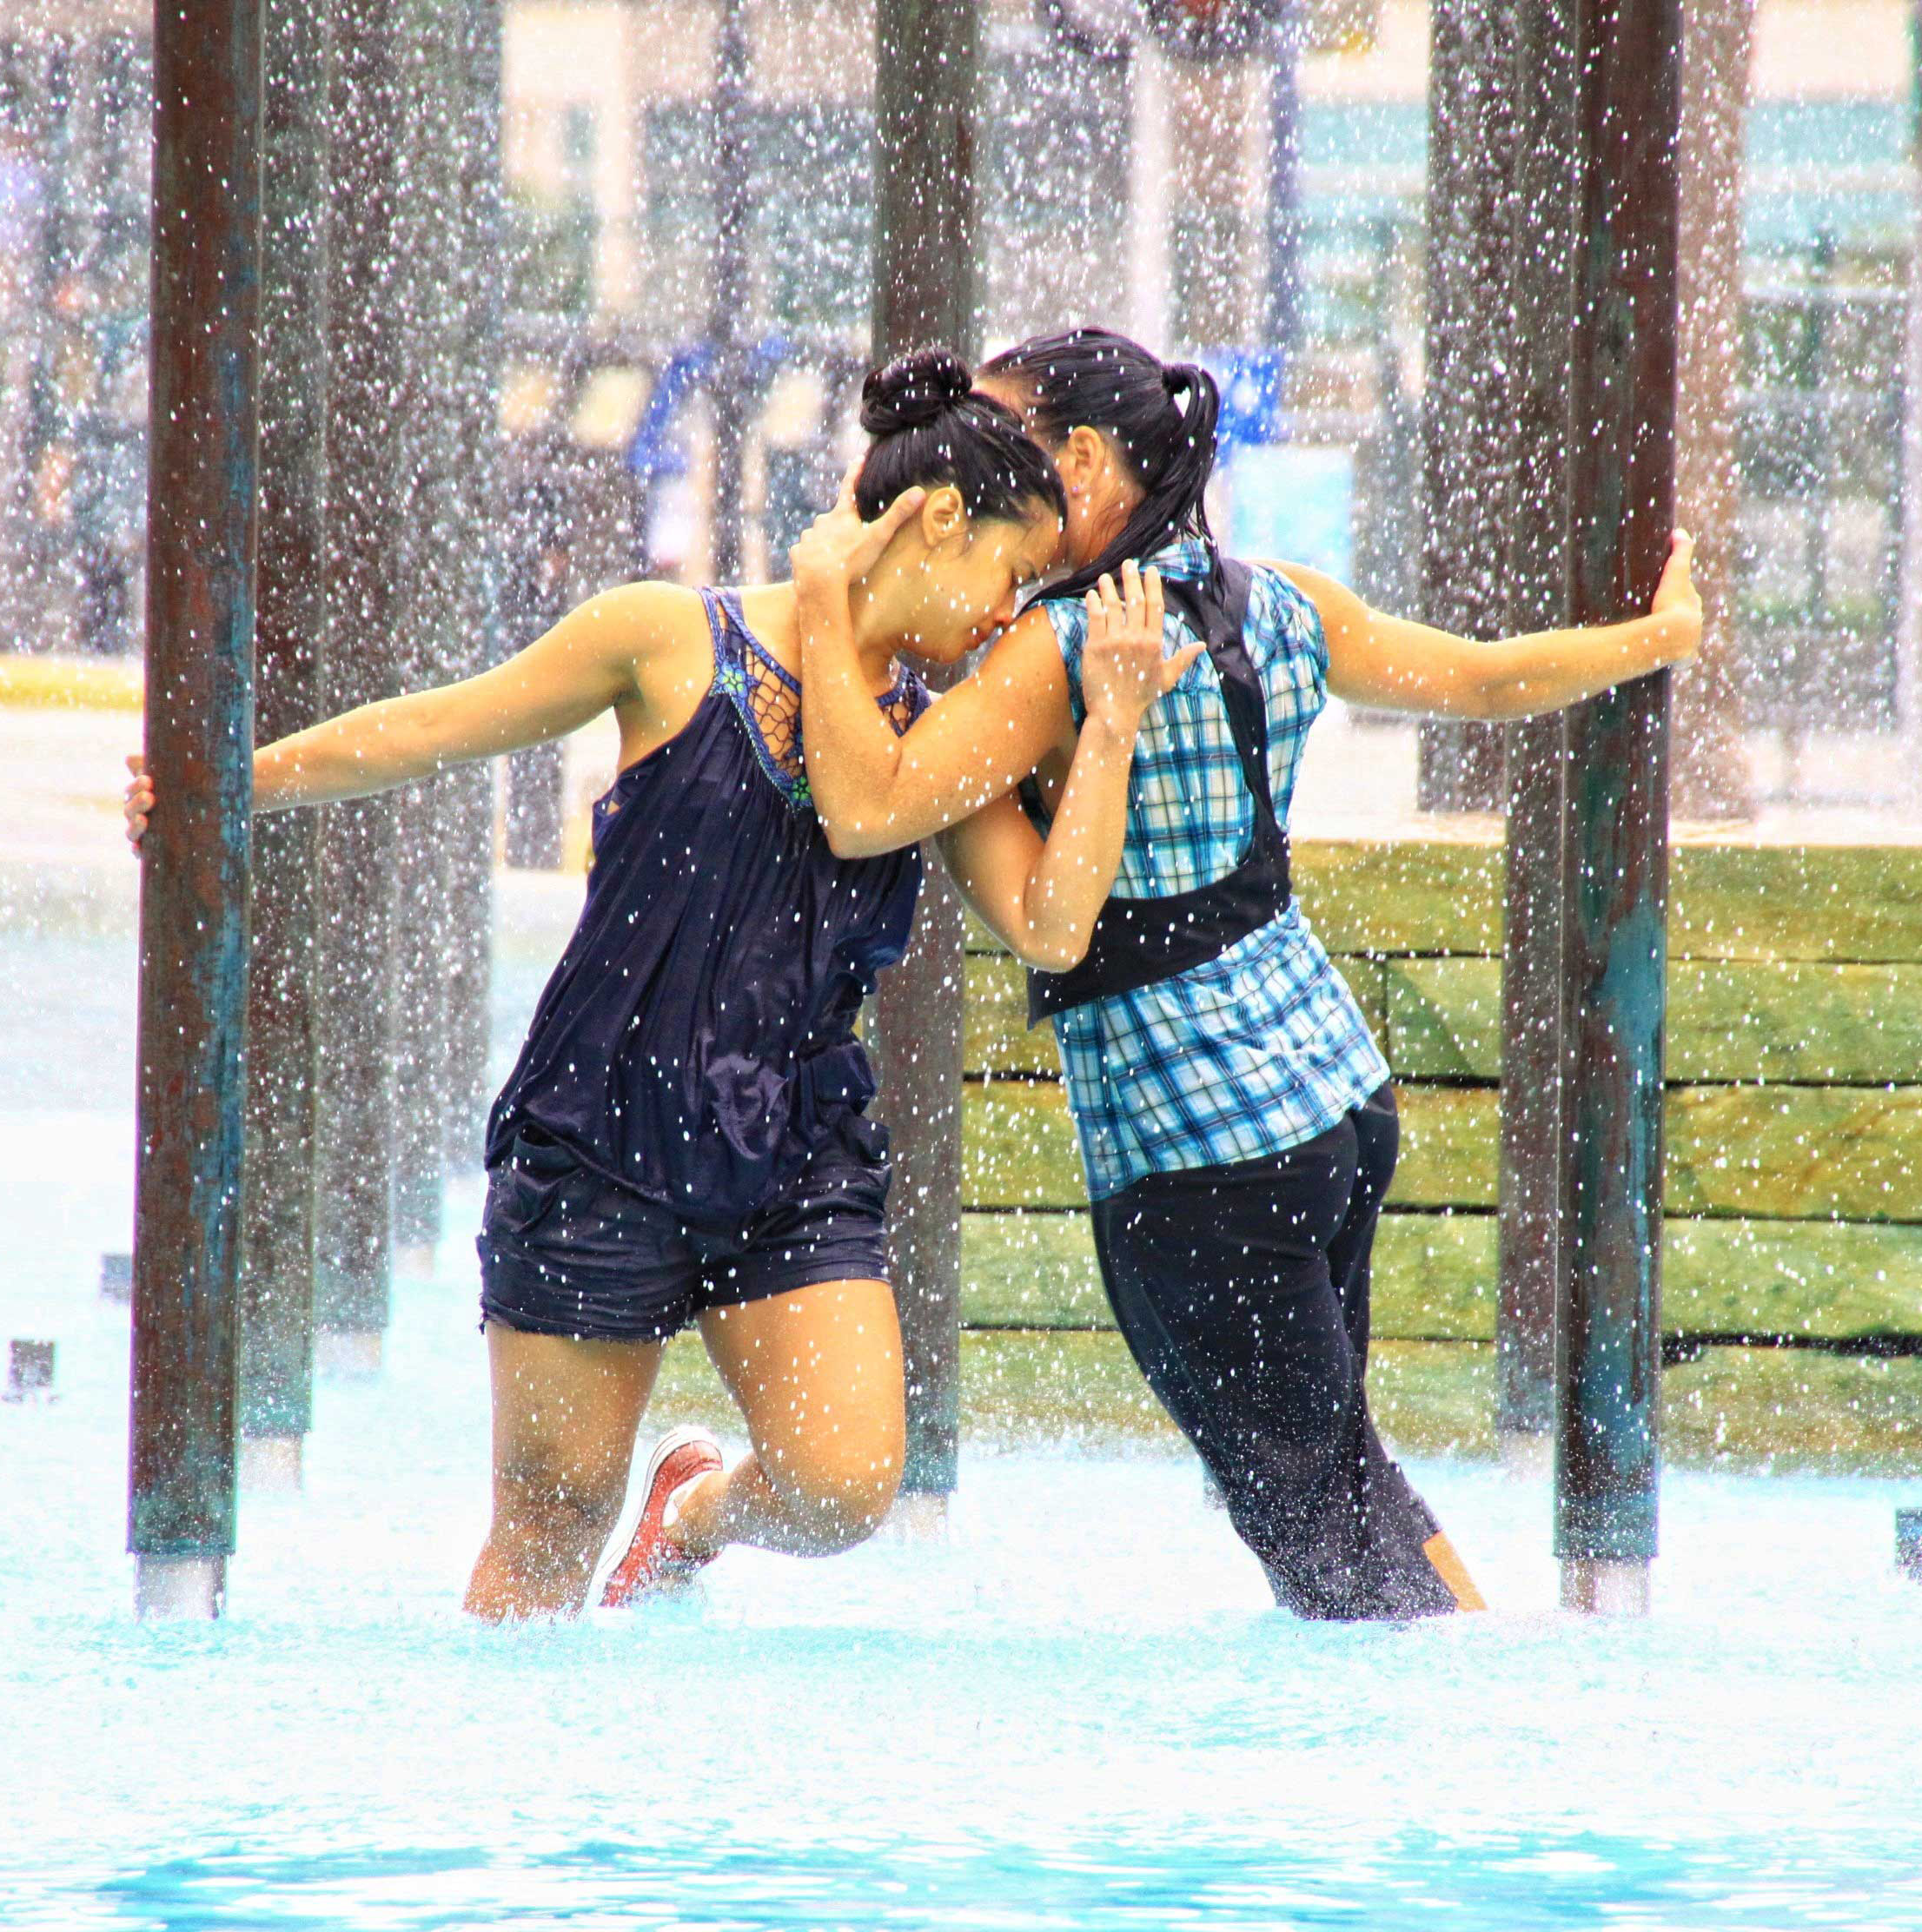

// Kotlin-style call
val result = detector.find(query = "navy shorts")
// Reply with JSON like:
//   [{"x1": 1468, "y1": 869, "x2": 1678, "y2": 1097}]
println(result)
[{"x1": 477, "y1": 1119, "x2": 893, "y2": 1344}]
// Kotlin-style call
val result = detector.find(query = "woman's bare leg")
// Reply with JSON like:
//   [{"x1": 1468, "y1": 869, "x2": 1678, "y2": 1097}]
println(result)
[
  {"x1": 671, "y1": 1279, "x2": 905, "y2": 1559},
  {"x1": 464, "y1": 1323, "x2": 662, "y2": 1621}
]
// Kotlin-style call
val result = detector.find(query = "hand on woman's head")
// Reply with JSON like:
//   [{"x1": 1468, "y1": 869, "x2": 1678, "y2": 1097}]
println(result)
[
  {"x1": 789, "y1": 460, "x2": 926, "y2": 594},
  {"x1": 850, "y1": 347, "x2": 1061, "y2": 528},
  {"x1": 837, "y1": 345, "x2": 1068, "y2": 660}
]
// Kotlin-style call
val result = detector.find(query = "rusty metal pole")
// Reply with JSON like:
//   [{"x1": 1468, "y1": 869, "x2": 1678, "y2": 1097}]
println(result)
[
  {"x1": 1553, "y1": 0, "x2": 1682, "y2": 1616},
  {"x1": 312, "y1": 0, "x2": 404, "y2": 1370},
  {"x1": 441, "y1": 0, "x2": 504, "y2": 1174},
  {"x1": 389, "y1": 0, "x2": 467, "y2": 1274},
  {"x1": 129, "y1": 0, "x2": 261, "y2": 1620},
  {"x1": 1495, "y1": 705, "x2": 1565, "y2": 1462},
  {"x1": 1895, "y1": 0, "x2": 1922, "y2": 804},
  {"x1": 1669, "y1": 0, "x2": 1755, "y2": 822},
  {"x1": 1416, "y1": 0, "x2": 1511, "y2": 813},
  {"x1": 708, "y1": 0, "x2": 752, "y2": 584},
  {"x1": 872, "y1": 0, "x2": 977, "y2": 1510},
  {"x1": 238, "y1": 0, "x2": 327, "y2": 1490},
  {"x1": 1494, "y1": 0, "x2": 1576, "y2": 1465},
  {"x1": 1262, "y1": 12, "x2": 1303, "y2": 364}
]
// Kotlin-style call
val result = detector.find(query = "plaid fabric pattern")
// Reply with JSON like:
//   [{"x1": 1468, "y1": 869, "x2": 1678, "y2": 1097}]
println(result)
[{"x1": 1037, "y1": 539, "x2": 1391, "y2": 1201}]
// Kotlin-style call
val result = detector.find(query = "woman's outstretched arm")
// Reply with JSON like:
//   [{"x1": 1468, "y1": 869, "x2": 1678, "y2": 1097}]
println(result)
[
  {"x1": 942, "y1": 566, "x2": 1200, "y2": 971},
  {"x1": 791, "y1": 492, "x2": 1071, "y2": 859},
  {"x1": 124, "y1": 582, "x2": 686, "y2": 845},
  {"x1": 1276, "y1": 531, "x2": 1701, "y2": 719}
]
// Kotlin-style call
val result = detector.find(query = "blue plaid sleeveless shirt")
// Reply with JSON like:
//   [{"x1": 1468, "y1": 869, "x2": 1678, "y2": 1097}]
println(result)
[{"x1": 1033, "y1": 539, "x2": 1390, "y2": 1201}]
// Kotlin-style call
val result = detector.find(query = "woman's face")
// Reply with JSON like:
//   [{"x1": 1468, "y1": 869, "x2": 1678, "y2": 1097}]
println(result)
[
  {"x1": 885, "y1": 497, "x2": 1063, "y2": 664},
  {"x1": 974, "y1": 378, "x2": 1140, "y2": 572}
]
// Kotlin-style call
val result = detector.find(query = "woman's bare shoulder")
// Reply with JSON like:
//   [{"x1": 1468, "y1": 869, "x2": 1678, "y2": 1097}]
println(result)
[
  {"x1": 582, "y1": 579, "x2": 710, "y2": 645},
  {"x1": 980, "y1": 603, "x2": 1071, "y2": 682}
]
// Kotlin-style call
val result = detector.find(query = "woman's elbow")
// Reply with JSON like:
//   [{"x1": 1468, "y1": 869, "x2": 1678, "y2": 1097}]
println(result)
[
  {"x1": 1011, "y1": 930, "x2": 1089, "y2": 974},
  {"x1": 1474, "y1": 673, "x2": 1596, "y2": 722},
  {"x1": 1456, "y1": 667, "x2": 1547, "y2": 722},
  {"x1": 1461, "y1": 685, "x2": 1525, "y2": 722},
  {"x1": 819, "y1": 812, "x2": 898, "y2": 862}
]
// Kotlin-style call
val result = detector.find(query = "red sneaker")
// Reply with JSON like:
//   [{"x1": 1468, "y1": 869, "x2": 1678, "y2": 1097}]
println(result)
[{"x1": 595, "y1": 1425, "x2": 724, "y2": 1609}]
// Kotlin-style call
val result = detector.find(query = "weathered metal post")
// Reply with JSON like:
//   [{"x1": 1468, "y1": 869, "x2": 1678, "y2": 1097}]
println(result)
[
  {"x1": 441, "y1": 0, "x2": 505, "y2": 1174},
  {"x1": 1494, "y1": 0, "x2": 1576, "y2": 1464},
  {"x1": 1262, "y1": 10, "x2": 1303, "y2": 362},
  {"x1": 389, "y1": 0, "x2": 474, "y2": 1273},
  {"x1": 1897, "y1": 0, "x2": 1922, "y2": 804},
  {"x1": 1163, "y1": 45, "x2": 1255, "y2": 348},
  {"x1": 1417, "y1": 0, "x2": 1512, "y2": 813},
  {"x1": 1554, "y1": 0, "x2": 1682, "y2": 1615},
  {"x1": 1668, "y1": 0, "x2": 1754, "y2": 820},
  {"x1": 872, "y1": 0, "x2": 977, "y2": 1509},
  {"x1": 708, "y1": 0, "x2": 752, "y2": 584},
  {"x1": 1495, "y1": 774, "x2": 1567, "y2": 1469},
  {"x1": 312, "y1": 0, "x2": 405, "y2": 1368},
  {"x1": 1128, "y1": 32, "x2": 1171, "y2": 352},
  {"x1": 129, "y1": 0, "x2": 261, "y2": 1618},
  {"x1": 239, "y1": 0, "x2": 327, "y2": 1488}
]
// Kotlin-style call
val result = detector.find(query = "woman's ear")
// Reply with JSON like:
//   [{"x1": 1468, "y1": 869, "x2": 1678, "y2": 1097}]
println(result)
[
  {"x1": 1056, "y1": 425, "x2": 1108, "y2": 499},
  {"x1": 918, "y1": 482, "x2": 968, "y2": 547}
]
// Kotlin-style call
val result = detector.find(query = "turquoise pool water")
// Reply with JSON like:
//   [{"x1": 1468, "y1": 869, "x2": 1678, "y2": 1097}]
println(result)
[
  {"x1": 3, "y1": 913, "x2": 1919, "y2": 1929},
  {"x1": 4, "y1": 1246, "x2": 1921, "y2": 1932}
]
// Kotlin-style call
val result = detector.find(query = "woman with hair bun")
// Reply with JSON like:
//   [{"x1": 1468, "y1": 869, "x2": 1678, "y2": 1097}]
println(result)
[
  {"x1": 123, "y1": 347, "x2": 1196, "y2": 1621},
  {"x1": 792, "y1": 324, "x2": 1703, "y2": 1621}
]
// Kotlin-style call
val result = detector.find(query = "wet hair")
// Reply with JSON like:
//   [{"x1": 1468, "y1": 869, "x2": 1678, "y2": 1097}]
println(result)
[
  {"x1": 979, "y1": 327, "x2": 1221, "y2": 599},
  {"x1": 854, "y1": 347, "x2": 1067, "y2": 533}
]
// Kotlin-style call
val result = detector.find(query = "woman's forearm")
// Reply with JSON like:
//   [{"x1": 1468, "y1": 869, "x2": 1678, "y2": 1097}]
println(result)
[
  {"x1": 1009, "y1": 713, "x2": 1137, "y2": 969},
  {"x1": 1290, "y1": 551, "x2": 1700, "y2": 719},
  {"x1": 132, "y1": 583, "x2": 653, "y2": 839},
  {"x1": 941, "y1": 712, "x2": 1142, "y2": 974},
  {"x1": 938, "y1": 563, "x2": 1180, "y2": 970},
  {"x1": 1476, "y1": 611, "x2": 1694, "y2": 718},
  {"x1": 253, "y1": 691, "x2": 458, "y2": 811},
  {"x1": 793, "y1": 577, "x2": 911, "y2": 848}
]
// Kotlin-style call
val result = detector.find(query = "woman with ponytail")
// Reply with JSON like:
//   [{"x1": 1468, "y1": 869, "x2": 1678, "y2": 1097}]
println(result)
[
  {"x1": 792, "y1": 325, "x2": 1703, "y2": 1621},
  {"x1": 124, "y1": 347, "x2": 1192, "y2": 1621}
]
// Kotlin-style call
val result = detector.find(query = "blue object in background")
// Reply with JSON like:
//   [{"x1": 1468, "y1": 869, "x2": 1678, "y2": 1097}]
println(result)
[
  {"x1": 1227, "y1": 442, "x2": 1355, "y2": 581},
  {"x1": 1208, "y1": 349, "x2": 1289, "y2": 455},
  {"x1": 624, "y1": 333, "x2": 801, "y2": 486},
  {"x1": 623, "y1": 346, "x2": 709, "y2": 486}
]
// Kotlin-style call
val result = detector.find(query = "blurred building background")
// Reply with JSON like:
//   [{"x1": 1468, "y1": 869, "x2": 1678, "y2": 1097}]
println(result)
[{"x1": 0, "y1": 0, "x2": 1912, "y2": 814}]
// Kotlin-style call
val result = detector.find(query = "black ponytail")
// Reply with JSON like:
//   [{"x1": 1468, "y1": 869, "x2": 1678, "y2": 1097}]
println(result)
[
  {"x1": 979, "y1": 327, "x2": 1221, "y2": 599},
  {"x1": 854, "y1": 346, "x2": 1066, "y2": 531}
]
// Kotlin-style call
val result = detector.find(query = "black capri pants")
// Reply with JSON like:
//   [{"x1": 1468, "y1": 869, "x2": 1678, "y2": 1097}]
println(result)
[{"x1": 1090, "y1": 1085, "x2": 1467, "y2": 1620}]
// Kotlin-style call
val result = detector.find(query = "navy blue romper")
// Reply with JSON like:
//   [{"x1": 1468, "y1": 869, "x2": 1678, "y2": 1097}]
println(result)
[{"x1": 478, "y1": 587, "x2": 928, "y2": 1343}]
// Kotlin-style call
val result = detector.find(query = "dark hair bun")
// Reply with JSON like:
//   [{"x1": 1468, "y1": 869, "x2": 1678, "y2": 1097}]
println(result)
[{"x1": 860, "y1": 347, "x2": 974, "y2": 436}]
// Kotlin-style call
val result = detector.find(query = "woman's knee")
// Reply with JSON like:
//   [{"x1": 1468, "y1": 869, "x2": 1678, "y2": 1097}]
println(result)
[
  {"x1": 492, "y1": 1446, "x2": 626, "y2": 1559},
  {"x1": 482, "y1": 1324, "x2": 659, "y2": 1564},
  {"x1": 763, "y1": 1429, "x2": 904, "y2": 1552}
]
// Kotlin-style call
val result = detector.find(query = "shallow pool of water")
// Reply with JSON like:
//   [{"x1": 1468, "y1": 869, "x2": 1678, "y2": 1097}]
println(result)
[
  {"x1": 5, "y1": 1236, "x2": 1922, "y2": 1932},
  {"x1": 3, "y1": 912, "x2": 1919, "y2": 1929}
]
